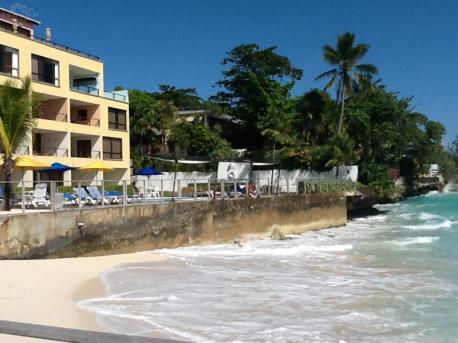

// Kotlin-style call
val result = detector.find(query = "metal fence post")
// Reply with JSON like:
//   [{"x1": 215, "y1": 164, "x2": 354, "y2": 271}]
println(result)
[
  {"x1": 177, "y1": 180, "x2": 182, "y2": 200},
  {"x1": 193, "y1": 180, "x2": 197, "y2": 200},
  {"x1": 122, "y1": 180, "x2": 127, "y2": 207},
  {"x1": 208, "y1": 179, "x2": 211, "y2": 199},
  {"x1": 234, "y1": 180, "x2": 238, "y2": 199},
  {"x1": 245, "y1": 179, "x2": 249, "y2": 198},
  {"x1": 220, "y1": 180, "x2": 225, "y2": 200},
  {"x1": 286, "y1": 178, "x2": 289, "y2": 194},
  {"x1": 160, "y1": 179, "x2": 164, "y2": 198},
  {"x1": 78, "y1": 181, "x2": 82, "y2": 209},
  {"x1": 296, "y1": 179, "x2": 299, "y2": 194},
  {"x1": 143, "y1": 180, "x2": 146, "y2": 204},
  {"x1": 268, "y1": 178, "x2": 271, "y2": 196},
  {"x1": 50, "y1": 181, "x2": 56, "y2": 212},
  {"x1": 21, "y1": 180, "x2": 25, "y2": 213},
  {"x1": 101, "y1": 180, "x2": 105, "y2": 207}
]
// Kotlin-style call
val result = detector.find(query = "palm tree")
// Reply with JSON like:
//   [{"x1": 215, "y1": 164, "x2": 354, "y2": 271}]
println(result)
[
  {"x1": 0, "y1": 76, "x2": 40, "y2": 210},
  {"x1": 315, "y1": 32, "x2": 378, "y2": 135}
]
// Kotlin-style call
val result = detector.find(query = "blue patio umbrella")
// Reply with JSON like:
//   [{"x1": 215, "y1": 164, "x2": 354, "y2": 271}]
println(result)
[
  {"x1": 134, "y1": 167, "x2": 162, "y2": 176},
  {"x1": 38, "y1": 162, "x2": 78, "y2": 173},
  {"x1": 134, "y1": 167, "x2": 162, "y2": 189}
]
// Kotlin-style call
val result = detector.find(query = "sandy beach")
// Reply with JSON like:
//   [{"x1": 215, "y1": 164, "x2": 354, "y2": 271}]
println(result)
[{"x1": 0, "y1": 252, "x2": 165, "y2": 342}]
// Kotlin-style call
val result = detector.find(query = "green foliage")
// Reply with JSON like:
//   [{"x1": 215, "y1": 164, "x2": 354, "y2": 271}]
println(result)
[
  {"x1": 0, "y1": 76, "x2": 40, "y2": 210},
  {"x1": 0, "y1": 76, "x2": 40, "y2": 157},
  {"x1": 129, "y1": 89, "x2": 177, "y2": 156},
  {"x1": 315, "y1": 32, "x2": 378, "y2": 134},
  {"x1": 360, "y1": 162, "x2": 396, "y2": 197},
  {"x1": 126, "y1": 37, "x2": 454, "y2": 196},
  {"x1": 294, "y1": 89, "x2": 336, "y2": 145},
  {"x1": 170, "y1": 121, "x2": 237, "y2": 159},
  {"x1": 154, "y1": 84, "x2": 202, "y2": 110},
  {"x1": 213, "y1": 43, "x2": 302, "y2": 151}
]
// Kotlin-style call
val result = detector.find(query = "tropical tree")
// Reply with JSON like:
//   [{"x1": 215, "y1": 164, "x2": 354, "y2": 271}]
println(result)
[
  {"x1": 294, "y1": 89, "x2": 336, "y2": 146},
  {"x1": 130, "y1": 90, "x2": 177, "y2": 156},
  {"x1": 0, "y1": 76, "x2": 40, "y2": 210},
  {"x1": 154, "y1": 84, "x2": 202, "y2": 110},
  {"x1": 315, "y1": 32, "x2": 378, "y2": 135},
  {"x1": 213, "y1": 43, "x2": 302, "y2": 151}
]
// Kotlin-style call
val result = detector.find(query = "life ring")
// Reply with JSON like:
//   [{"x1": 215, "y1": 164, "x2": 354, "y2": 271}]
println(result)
[{"x1": 227, "y1": 171, "x2": 235, "y2": 180}]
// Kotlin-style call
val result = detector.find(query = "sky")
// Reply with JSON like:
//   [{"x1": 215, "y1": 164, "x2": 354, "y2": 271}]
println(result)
[{"x1": 4, "y1": 0, "x2": 458, "y2": 144}]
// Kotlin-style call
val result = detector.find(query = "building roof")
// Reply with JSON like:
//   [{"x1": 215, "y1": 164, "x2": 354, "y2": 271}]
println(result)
[{"x1": 0, "y1": 7, "x2": 41, "y2": 25}]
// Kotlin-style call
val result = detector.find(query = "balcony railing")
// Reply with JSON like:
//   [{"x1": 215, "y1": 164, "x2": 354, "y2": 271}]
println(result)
[
  {"x1": 71, "y1": 150, "x2": 101, "y2": 159},
  {"x1": 33, "y1": 34, "x2": 100, "y2": 61},
  {"x1": 33, "y1": 147, "x2": 68, "y2": 157},
  {"x1": 104, "y1": 91, "x2": 127, "y2": 102},
  {"x1": 70, "y1": 117, "x2": 100, "y2": 127},
  {"x1": 0, "y1": 25, "x2": 100, "y2": 61},
  {"x1": 39, "y1": 112, "x2": 68, "y2": 122},
  {"x1": 71, "y1": 85, "x2": 99, "y2": 96}
]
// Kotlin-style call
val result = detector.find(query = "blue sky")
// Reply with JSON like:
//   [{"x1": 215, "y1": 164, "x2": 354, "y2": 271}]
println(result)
[{"x1": 6, "y1": 0, "x2": 458, "y2": 144}]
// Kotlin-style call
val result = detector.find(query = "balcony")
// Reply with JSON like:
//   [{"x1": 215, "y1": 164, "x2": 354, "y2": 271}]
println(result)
[
  {"x1": 71, "y1": 85, "x2": 99, "y2": 96},
  {"x1": 33, "y1": 147, "x2": 68, "y2": 157},
  {"x1": 38, "y1": 97, "x2": 68, "y2": 122},
  {"x1": 32, "y1": 130, "x2": 69, "y2": 158},
  {"x1": 104, "y1": 90, "x2": 128, "y2": 102},
  {"x1": 71, "y1": 133, "x2": 101, "y2": 159},
  {"x1": 70, "y1": 65, "x2": 100, "y2": 97},
  {"x1": 70, "y1": 99, "x2": 100, "y2": 127}
]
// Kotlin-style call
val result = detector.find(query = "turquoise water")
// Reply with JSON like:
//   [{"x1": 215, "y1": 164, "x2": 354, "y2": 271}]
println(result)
[{"x1": 80, "y1": 192, "x2": 458, "y2": 342}]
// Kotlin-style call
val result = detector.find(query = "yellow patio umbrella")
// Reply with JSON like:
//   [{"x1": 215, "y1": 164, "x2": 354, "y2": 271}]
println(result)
[
  {"x1": 79, "y1": 160, "x2": 113, "y2": 172},
  {"x1": 79, "y1": 161, "x2": 113, "y2": 185},
  {"x1": 15, "y1": 156, "x2": 50, "y2": 170},
  {"x1": 14, "y1": 156, "x2": 49, "y2": 211}
]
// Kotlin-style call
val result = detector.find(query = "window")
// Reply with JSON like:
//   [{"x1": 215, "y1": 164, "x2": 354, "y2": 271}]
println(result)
[
  {"x1": 103, "y1": 137, "x2": 122, "y2": 160},
  {"x1": 108, "y1": 108, "x2": 126, "y2": 130},
  {"x1": 76, "y1": 140, "x2": 92, "y2": 158},
  {"x1": 0, "y1": 44, "x2": 18, "y2": 76},
  {"x1": 77, "y1": 109, "x2": 88, "y2": 122},
  {"x1": 32, "y1": 54, "x2": 59, "y2": 86}
]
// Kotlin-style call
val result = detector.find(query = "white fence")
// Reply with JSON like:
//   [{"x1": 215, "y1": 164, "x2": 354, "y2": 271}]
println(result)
[{"x1": 133, "y1": 166, "x2": 358, "y2": 192}]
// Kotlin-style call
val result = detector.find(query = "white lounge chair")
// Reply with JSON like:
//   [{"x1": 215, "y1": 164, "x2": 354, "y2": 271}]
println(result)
[
  {"x1": 86, "y1": 186, "x2": 110, "y2": 205},
  {"x1": 16, "y1": 183, "x2": 51, "y2": 209},
  {"x1": 73, "y1": 187, "x2": 96, "y2": 206}
]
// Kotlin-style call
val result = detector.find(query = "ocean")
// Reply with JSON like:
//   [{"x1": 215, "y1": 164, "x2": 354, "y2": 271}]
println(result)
[{"x1": 79, "y1": 192, "x2": 458, "y2": 343}]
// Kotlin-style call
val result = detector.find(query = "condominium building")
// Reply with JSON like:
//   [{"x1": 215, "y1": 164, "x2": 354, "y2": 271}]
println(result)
[{"x1": 0, "y1": 7, "x2": 130, "y2": 185}]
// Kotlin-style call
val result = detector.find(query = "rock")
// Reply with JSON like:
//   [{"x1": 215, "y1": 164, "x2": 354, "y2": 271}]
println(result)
[
  {"x1": 271, "y1": 228, "x2": 286, "y2": 240},
  {"x1": 233, "y1": 239, "x2": 243, "y2": 247}
]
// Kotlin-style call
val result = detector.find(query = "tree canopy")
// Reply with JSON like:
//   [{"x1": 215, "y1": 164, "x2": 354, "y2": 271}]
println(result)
[{"x1": 127, "y1": 36, "x2": 456, "y2": 194}]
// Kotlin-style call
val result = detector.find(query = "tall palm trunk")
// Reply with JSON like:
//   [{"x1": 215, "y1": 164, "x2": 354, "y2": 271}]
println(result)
[
  {"x1": 335, "y1": 78, "x2": 345, "y2": 179},
  {"x1": 3, "y1": 157, "x2": 14, "y2": 211},
  {"x1": 337, "y1": 88, "x2": 345, "y2": 136}
]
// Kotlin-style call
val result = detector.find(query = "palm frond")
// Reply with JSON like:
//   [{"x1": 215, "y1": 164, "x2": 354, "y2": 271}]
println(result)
[
  {"x1": 314, "y1": 68, "x2": 338, "y2": 81},
  {"x1": 0, "y1": 76, "x2": 38, "y2": 158},
  {"x1": 355, "y1": 63, "x2": 378, "y2": 74}
]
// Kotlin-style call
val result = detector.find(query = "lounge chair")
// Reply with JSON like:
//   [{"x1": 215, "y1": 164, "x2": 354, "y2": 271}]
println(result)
[
  {"x1": 104, "y1": 190, "x2": 121, "y2": 204},
  {"x1": 86, "y1": 186, "x2": 112, "y2": 205},
  {"x1": 16, "y1": 183, "x2": 51, "y2": 209},
  {"x1": 63, "y1": 192, "x2": 78, "y2": 206},
  {"x1": 73, "y1": 187, "x2": 96, "y2": 206}
]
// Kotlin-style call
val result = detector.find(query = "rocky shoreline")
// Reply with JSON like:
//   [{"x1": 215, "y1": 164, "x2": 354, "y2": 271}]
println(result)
[{"x1": 347, "y1": 177, "x2": 446, "y2": 218}]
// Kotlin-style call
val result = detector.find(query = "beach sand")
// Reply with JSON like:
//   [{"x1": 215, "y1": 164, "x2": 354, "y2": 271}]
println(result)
[{"x1": 0, "y1": 252, "x2": 165, "y2": 342}]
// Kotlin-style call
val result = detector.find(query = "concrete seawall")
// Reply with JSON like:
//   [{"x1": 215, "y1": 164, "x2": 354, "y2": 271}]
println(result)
[{"x1": 0, "y1": 193, "x2": 347, "y2": 259}]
